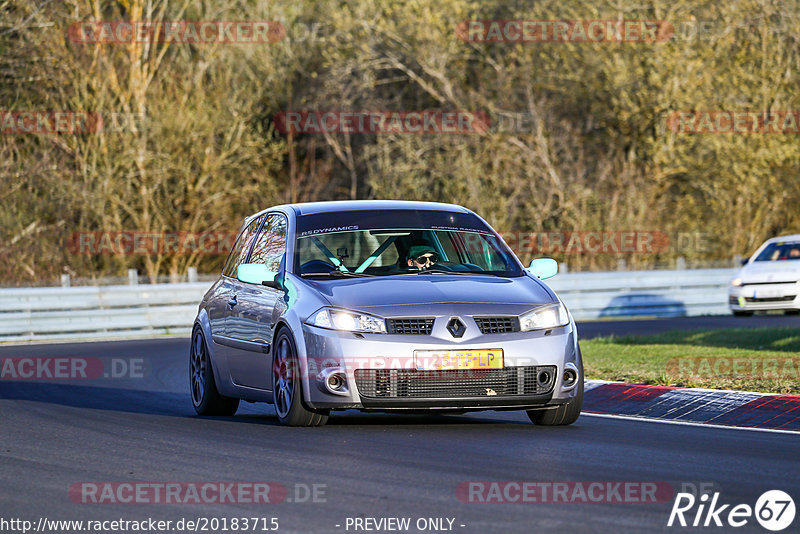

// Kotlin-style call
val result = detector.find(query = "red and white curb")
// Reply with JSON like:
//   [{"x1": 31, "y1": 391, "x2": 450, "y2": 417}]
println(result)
[{"x1": 583, "y1": 380, "x2": 800, "y2": 431}]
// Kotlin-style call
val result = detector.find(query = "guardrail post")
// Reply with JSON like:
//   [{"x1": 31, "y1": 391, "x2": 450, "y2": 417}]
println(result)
[
  {"x1": 127, "y1": 269, "x2": 138, "y2": 286},
  {"x1": 559, "y1": 262, "x2": 568, "y2": 274},
  {"x1": 676, "y1": 257, "x2": 686, "y2": 270},
  {"x1": 616, "y1": 259, "x2": 627, "y2": 271},
  {"x1": 60, "y1": 273, "x2": 70, "y2": 287},
  {"x1": 188, "y1": 267, "x2": 198, "y2": 283}
]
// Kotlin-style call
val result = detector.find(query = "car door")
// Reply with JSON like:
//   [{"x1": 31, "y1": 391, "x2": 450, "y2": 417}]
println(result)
[
  {"x1": 209, "y1": 214, "x2": 266, "y2": 381},
  {"x1": 224, "y1": 213, "x2": 288, "y2": 390}
]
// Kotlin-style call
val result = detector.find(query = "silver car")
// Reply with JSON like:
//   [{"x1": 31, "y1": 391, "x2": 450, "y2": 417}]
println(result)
[{"x1": 190, "y1": 200, "x2": 583, "y2": 426}]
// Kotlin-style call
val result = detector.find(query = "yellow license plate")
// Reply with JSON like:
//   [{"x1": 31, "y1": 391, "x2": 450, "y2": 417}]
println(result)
[{"x1": 414, "y1": 349, "x2": 503, "y2": 371}]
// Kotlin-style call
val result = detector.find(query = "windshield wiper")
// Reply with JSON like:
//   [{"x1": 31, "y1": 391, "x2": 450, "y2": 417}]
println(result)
[
  {"x1": 409, "y1": 268, "x2": 500, "y2": 276},
  {"x1": 300, "y1": 271, "x2": 372, "y2": 278}
]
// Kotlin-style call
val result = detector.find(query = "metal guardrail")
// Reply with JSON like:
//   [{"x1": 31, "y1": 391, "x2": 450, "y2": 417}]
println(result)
[
  {"x1": 0, "y1": 268, "x2": 737, "y2": 342},
  {"x1": 0, "y1": 283, "x2": 211, "y2": 342},
  {"x1": 547, "y1": 268, "x2": 737, "y2": 320}
]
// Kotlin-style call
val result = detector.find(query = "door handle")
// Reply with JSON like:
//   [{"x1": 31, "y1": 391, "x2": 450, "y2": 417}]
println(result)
[{"x1": 227, "y1": 295, "x2": 238, "y2": 309}]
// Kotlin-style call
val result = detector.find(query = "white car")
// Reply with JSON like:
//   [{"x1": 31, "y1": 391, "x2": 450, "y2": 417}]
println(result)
[{"x1": 729, "y1": 234, "x2": 800, "y2": 316}]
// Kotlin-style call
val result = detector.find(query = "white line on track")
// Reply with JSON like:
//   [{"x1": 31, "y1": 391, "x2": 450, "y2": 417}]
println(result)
[{"x1": 581, "y1": 411, "x2": 799, "y2": 435}]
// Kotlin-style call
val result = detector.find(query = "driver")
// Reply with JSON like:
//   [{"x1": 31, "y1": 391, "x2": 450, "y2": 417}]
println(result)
[{"x1": 406, "y1": 244, "x2": 439, "y2": 271}]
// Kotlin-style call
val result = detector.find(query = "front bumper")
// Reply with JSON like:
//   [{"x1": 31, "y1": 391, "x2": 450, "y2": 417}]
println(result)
[
  {"x1": 728, "y1": 282, "x2": 800, "y2": 312},
  {"x1": 299, "y1": 321, "x2": 579, "y2": 411}
]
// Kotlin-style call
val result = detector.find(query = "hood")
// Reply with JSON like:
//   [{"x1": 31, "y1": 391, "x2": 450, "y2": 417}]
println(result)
[
  {"x1": 738, "y1": 261, "x2": 800, "y2": 284},
  {"x1": 302, "y1": 274, "x2": 556, "y2": 316}
]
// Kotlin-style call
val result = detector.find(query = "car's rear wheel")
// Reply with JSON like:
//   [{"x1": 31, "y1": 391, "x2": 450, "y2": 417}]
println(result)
[
  {"x1": 527, "y1": 357, "x2": 583, "y2": 426},
  {"x1": 190, "y1": 326, "x2": 239, "y2": 416},
  {"x1": 272, "y1": 328, "x2": 329, "y2": 427},
  {"x1": 733, "y1": 310, "x2": 753, "y2": 317}
]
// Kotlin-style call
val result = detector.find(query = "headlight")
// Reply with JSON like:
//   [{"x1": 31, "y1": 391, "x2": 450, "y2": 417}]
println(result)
[
  {"x1": 730, "y1": 277, "x2": 743, "y2": 287},
  {"x1": 519, "y1": 302, "x2": 569, "y2": 331},
  {"x1": 307, "y1": 307, "x2": 386, "y2": 333}
]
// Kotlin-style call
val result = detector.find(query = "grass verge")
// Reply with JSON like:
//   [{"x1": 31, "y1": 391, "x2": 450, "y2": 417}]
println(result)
[{"x1": 581, "y1": 327, "x2": 800, "y2": 394}]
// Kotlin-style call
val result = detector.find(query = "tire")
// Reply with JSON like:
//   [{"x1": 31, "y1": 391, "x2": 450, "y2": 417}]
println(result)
[
  {"x1": 190, "y1": 326, "x2": 239, "y2": 416},
  {"x1": 733, "y1": 311, "x2": 753, "y2": 317},
  {"x1": 785, "y1": 310, "x2": 800, "y2": 316},
  {"x1": 527, "y1": 358, "x2": 583, "y2": 426},
  {"x1": 272, "y1": 328, "x2": 329, "y2": 427}
]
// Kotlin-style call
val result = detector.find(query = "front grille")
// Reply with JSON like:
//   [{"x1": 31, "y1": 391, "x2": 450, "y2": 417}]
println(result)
[
  {"x1": 386, "y1": 318, "x2": 435, "y2": 335},
  {"x1": 474, "y1": 316, "x2": 519, "y2": 334},
  {"x1": 743, "y1": 295, "x2": 796, "y2": 303},
  {"x1": 354, "y1": 366, "x2": 556, "y2": 399}
]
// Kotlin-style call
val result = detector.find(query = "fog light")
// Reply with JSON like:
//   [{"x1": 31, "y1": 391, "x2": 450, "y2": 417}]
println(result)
[
  {"x1": 561, "y1": 362, "x2": 580, "y2": 390},
  {"x1": 563, "y1": 368, "x2": 577, "y2": 386},
  {"x1": 327, "y1": 373, "x2": 345, "y2": 391},
  {"x1": 317, "y1": 367, "x2": 349, "y2": 396},
  {"x1": 537, "y1": 370, "x2": 552, "y2": 386}
]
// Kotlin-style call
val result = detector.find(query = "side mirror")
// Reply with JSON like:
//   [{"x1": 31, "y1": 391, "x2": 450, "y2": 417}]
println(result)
[
  {"x1": 237, "y1": 263, "x2": 282, "y2": 289},
  {"x1": 527, "y1": 258, "x2": 558, "y2": 280},
  {"x1": 740, "y1": 257, "x2": 749, "y2": 266}
]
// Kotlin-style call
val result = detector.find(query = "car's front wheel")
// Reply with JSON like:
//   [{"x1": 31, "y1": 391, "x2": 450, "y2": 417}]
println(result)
[
  {"x1": 190, "y1": 326, "x2": 239, "y2": 416},
  {"x1": 272, "y1": 328, "x2": 329, "y2": 427}
]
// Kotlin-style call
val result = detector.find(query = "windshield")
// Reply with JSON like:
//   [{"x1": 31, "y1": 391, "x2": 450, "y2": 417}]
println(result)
[
  {"x1": 294, "y1": 210, "x2": 523, "y2": 277},
  {"x1": 754, "y1": 241, "x2": 800, "y2": 262}
]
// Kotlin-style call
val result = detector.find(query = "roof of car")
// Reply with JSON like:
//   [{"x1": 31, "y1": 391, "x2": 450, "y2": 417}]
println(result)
[
  {"x1": 765, "y1": 234, "x2": 800, "y2": 243},
  {"x1": 265, "y1": 200, "x2": 473, "y2": 217}
]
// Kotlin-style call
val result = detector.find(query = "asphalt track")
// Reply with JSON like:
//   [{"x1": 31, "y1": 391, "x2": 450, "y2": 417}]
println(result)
[{"x1": 1, "y1": 316, "x2": 799, "y2": 534}]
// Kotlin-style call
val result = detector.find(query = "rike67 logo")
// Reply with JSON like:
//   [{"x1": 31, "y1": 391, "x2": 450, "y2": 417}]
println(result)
[{"x1": 668, "y1": 490, "x2": 795, "y2": 531}]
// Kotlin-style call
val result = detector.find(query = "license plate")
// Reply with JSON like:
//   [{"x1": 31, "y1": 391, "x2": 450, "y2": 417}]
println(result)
[
  {"x1": 414, "y1": 349, "x2": 503, "y2": 371},
  {"x1": 754, "y1": 289, "x2": 781, "y2": 298}
]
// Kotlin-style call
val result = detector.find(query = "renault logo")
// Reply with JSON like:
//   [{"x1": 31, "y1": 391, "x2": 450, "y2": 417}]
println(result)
[{"x1": 446, "y1": 317, "x2": 466, "y2": 338}]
